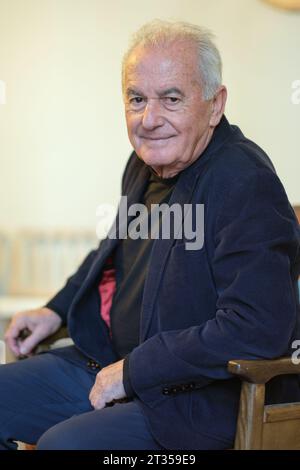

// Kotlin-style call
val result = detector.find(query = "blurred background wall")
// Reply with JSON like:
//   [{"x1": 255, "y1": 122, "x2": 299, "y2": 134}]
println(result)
[{"x1": 0, "y1": 0, "x2": 299, "y2": 232}]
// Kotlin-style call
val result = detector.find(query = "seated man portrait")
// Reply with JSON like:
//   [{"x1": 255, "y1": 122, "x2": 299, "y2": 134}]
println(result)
[{"x1": 1, "y1": 19, "x2": 300, "y2": 450}]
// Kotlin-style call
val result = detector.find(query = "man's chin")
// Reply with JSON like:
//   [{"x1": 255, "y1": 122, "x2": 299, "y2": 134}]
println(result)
[{"x1": 136, "y1": 150, "x2": 175, "y2": 168}]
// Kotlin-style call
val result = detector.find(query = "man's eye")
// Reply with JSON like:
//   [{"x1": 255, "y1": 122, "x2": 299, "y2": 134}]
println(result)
[
  {"x1": 163, "y1": 96, "x2": 181, "y2": 109},
  {"x1": 164, "y1": 97, "x2": 180, "y2": 105},
  {"x1": 130, "y1": 97, "x2": 144, "y2": 104}
]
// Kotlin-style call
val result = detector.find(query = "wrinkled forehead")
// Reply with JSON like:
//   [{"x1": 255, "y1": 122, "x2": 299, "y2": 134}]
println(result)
[{"x1": 124, "y1": 42, "x2": 201, "y2": 88}]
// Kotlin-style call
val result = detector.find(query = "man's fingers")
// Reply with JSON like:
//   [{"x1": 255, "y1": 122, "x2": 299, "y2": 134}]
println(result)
[
  {"x1": 89, "y1": 381, "x2": 107, "y2": 410},
  {"x1": 89, "y1": 384, "x2": 98, "y2": 404},
  {"x1": 4, "y1": 307, "x2": 61, "y2": 357},
  {"x1": 4, "y1": 318, "x2": 28, "y2": 356},
  {"x1": 89, "y1": 390, "x2": 106, "y2": 410},
  {"x1": 18, "y1": 328, "x2": 44, "y2": 355},
  {"x1": 4, "y1": 328, "x2": 19, "y2": 354},
  {"x1": 5, "y1": 335, "x2": 21, "y2": 356},
  {"x1": 89, "y1": 361, "x2": 126, "y2": 409},
  {"x1": 5, "y1": 317, "x2": 26, "y2": 341},
  {"x1": 93, "y1": 399, "x2": 106, "y2": 410}
]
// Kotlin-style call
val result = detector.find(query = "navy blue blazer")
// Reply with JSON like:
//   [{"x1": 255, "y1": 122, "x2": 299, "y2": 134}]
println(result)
[{"x1": 47, "y1": 116, "x2": 300, "y2": 449}]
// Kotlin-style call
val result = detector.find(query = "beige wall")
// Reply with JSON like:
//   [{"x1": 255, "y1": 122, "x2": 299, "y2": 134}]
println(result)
[{"x1": 0, "y1": 0, "x2": 299, "y2": 231}]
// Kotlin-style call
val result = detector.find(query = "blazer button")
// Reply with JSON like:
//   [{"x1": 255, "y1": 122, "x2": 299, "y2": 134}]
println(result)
[
  {"x1": 162, "y1": 387, "x2": 171, "y2": 395},
  {"x1": 87, "y1": 360, "x2": 101, "y2": 370}
]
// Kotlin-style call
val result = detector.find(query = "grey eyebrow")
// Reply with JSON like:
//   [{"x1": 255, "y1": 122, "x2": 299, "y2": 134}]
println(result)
[
  {"x1": 158, "y1": 88, "x2": 185, "y2": 98},
  {"x1": 125, "y1": 87, "x2": 185, "y2": 98},
  {"x1": 125, "y1": 88, "x2": 145, "y2": 97}
]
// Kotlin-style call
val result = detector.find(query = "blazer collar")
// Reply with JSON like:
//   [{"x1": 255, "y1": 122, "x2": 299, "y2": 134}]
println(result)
[{"x1": 176, "y1": 114, "x2": 235, "y2": 180}]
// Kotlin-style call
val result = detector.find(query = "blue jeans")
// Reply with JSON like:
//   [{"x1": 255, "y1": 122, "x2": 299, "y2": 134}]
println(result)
[{"x1": 0, "y1": 348, "x2": 163, "y2": 450}]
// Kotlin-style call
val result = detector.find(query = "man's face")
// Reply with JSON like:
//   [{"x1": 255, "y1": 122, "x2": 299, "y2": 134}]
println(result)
[{"x1": 123, "y1": 41, "x2": 215, "y2": 177}]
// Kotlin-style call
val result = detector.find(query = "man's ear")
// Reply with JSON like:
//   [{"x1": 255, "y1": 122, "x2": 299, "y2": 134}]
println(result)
[{"x1": 209, "y1": 86, "x2": 227, "y2": 127}]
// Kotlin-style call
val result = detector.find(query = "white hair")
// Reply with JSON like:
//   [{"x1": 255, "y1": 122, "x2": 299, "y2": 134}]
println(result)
[{"x1": 122, "y1": 19, "x2": 222, "y2": 100}]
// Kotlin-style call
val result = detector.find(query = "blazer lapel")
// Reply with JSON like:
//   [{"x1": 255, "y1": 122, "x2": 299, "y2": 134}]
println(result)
[{"x1": 139, "y1": 115, "x2": 234, "y2": 342}]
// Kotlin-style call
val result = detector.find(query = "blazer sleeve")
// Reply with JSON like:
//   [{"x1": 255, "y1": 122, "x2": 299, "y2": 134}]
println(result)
[{"x1": 127, "y1": 169, "x2": 300, "y2": 406}]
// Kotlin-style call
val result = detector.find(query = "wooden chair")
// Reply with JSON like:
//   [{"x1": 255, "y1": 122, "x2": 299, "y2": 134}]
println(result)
[{"x1": 228, "y1": 357, "x2": 300, "y2": 449}]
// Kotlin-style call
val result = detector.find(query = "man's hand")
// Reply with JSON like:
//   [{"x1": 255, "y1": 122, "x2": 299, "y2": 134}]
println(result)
[
  {"x1": 5, "y1": 307, "x2": 62, "y2": 357},
  {"x1": 89, "y1": 359, "x2": 126, "y2": 410}
]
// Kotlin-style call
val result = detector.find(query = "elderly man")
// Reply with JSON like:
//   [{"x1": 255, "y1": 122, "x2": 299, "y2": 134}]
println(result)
[{"x1": 1, "y1": 20, "x2": 300, "y2": 450}]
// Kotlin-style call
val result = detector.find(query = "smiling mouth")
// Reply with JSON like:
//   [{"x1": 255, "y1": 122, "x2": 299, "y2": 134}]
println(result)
[{"x1": 141, "y1": 136, "x2": 176, "y2": 141}]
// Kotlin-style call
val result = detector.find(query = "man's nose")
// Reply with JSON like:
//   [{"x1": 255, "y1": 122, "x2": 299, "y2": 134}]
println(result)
[{"x1": 142, "y1": 99, "x2": 164, "y2": 129}]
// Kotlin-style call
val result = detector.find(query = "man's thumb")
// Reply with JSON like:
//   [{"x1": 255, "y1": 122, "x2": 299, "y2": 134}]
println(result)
[{"x1": 19, "y1": 330, "x2": 42, "y2": 355}]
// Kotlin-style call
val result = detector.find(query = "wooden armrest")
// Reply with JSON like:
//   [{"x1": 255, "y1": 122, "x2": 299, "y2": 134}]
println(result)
[
  {"x1": 34, "y1": 326, "x2": 69, "y2": 349},
  {"x1": 228, "y1": 357, "x2": 300, "y2": 384}
]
